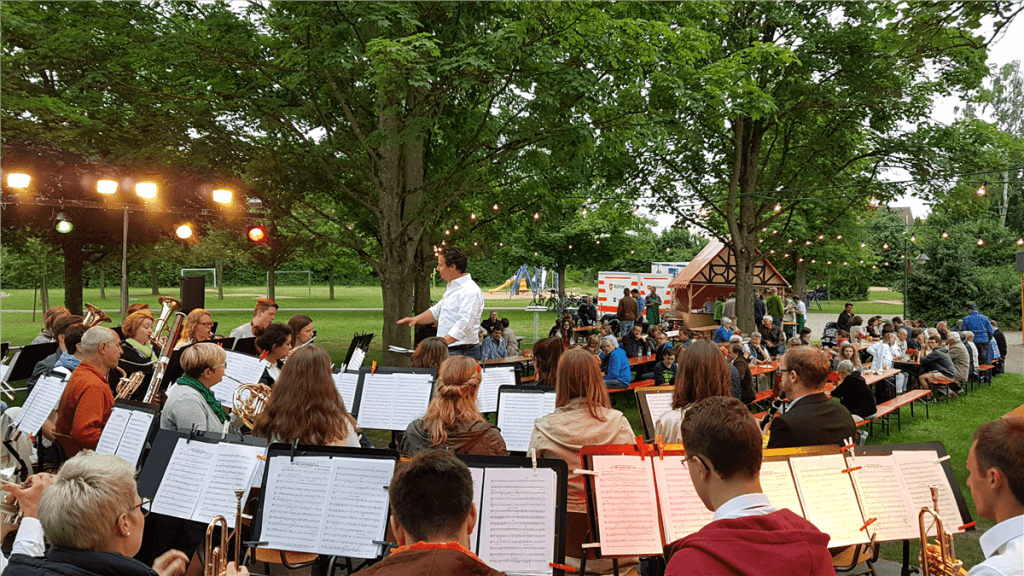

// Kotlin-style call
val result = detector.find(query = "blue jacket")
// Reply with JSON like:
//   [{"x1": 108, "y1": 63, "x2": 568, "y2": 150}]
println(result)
[
  {"x1": 962, "y1": 311, "x2": 993, "y2": 344},
  {"x1": 714, "y1": 326, "x2": 732, "y2": 343},
  {"x1": 605, "y1": 347, "x2": 631, "y2": 384}
]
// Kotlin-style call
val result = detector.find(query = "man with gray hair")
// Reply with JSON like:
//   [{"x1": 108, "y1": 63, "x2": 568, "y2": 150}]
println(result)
[
  {"x1": 946, "y1": 331, "x2": 969, "y2": 392},
  {"x1": 54, "y1": 327, "x2": 122, "y2": 452},
  {"x1": 743, "y1": 332, "x2": 771, "y2": 362}
]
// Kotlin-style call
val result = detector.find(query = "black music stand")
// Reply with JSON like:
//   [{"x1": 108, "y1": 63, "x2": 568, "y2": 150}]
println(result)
[
  {"x1": 95, "y1": 399, "x2": 161, "y2": 468},
  {"x1": 341, "y1": 333, "x2": 375, "y2": 369},
  {"x1": 494, "y1": 384, "x2": 555, "y2": 455},
  {"x1": 233, "y1": 337, "x2": 258, "y2": 357},
  {"x1": 3, "y1": 342, "x2": 59, "y2": 382},
  {"x1": 635, "y1": 386, "x2": 674, "y2": 441},
  {"x1": 1, "y1": 342, "x2": 9, "y2": 362}
]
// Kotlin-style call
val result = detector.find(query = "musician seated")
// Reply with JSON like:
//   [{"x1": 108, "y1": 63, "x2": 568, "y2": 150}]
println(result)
[
  {"x1": 0, "y1": 473, "x2": 54, "y2": 573},
  {"x1": 664, "y1": 397, "x2": 835, "y2": 576},
  {"x1": 965, "y1": 417, "x2": 1024, "y2": 576},
  {"x1": 114, "y1": 311, "x2": 160, "y2": 401},
  {"x1": 53, "y1": 328, "x2": 122, "y2": 452},
  {"x1": 29, "y1": 315, "x2": 85, "y2": 390},
  {"x1": 253, "y1": 345, "x2": 360, "y2": 446},
  {"x1": 480, "y1": 326, "x2": 507, "y2": 361},
  {"x1": 254, "y1": 323, "x2": 292, "y2": 386},
  {"x1": 402, "y1": 356, "x2": 506, "y2": 457},
  {"x1": 2, "y1": 452, "x2": 197, "y2": 576},
  {"x1": 174, "y1": 308, "x2": 214, "y2": 350},
  {"x1": 229, "y1": 298, "x2": 278, "y2": 340},
  {"x1": 359, "y1": 450, "x2": 501, "y2": 576},
  {"x1": 765, "y1": 347, "x2": 857, "y2": 450},
  {"x1": 30, "y1": 306, "x2": 69, "y2": 345},
  {"x1": 161, "y1": 343, "x2": 231, "y2": 434},
  {"x1": 287, "y1": 314, "x2": 314, "y2": 347},
  {"x1": 531, "y1": 337, "x2": 565, "y2": 388},
  {"x1": 410, "y1": 337, "x2": 449, "y2": 373}
]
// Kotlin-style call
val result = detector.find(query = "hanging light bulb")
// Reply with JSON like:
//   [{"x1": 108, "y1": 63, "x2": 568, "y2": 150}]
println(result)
[
  {"x1": 872, "y1": 265, "x2": 877, "y2": 269},
  {"x1": 666, "y1": 247, "x2": 671, "y2": 252},
  {"x1": 471, "y1": 212, "x2": 477, "y2": 220},
  {"x1": 884, "y1": 262, "x2": 889, "y2": 267},
  {"x1": 493, "y1": 203, "x2": 499, "y2": 211},
  {"x1": 533, "y1": 212, "x2": 540, "y2": 220},
  {"x1": 860, "y1": 259, "x2": 864, "y2": 264},
  {"x1": 1017, "y1": 238, "x2": 1024, "y2": 246},
  {"x1": 769, "y1": 250, "x2": 775, "y2": 254},
  {"x1": 499, "y1": 242, "x2": 503, "y2": 247},
  {"x1": 631, "y1": 250, "x2": 635, "y2": 254},
  {"x1": 818, "y1": 234, "x2": 824, "y2": 240},
  {"x1": 774, "y1": 203, "x2": 782, "y2": 212},
  {"x1": 568, "y1": 244, "x2": 572, "y2": 250},
  {"x1": 836, "y1": 235, "x2": 842, "y2": 240},
  {"x1": 699, "y1": 207, "x2": 708, "y2": 218},
  {"x1": 827, "y1": 261, "x2": 832, "y2": 265},
  {"x1": 976, "y1": 181, "x2": 987, "y2": 196},
  {"x1": 942, "y1": 231, "x2": 949, "y2": 239},
  {"x1": 596, "y1": 240, "x2": 600, "y2": 245},
  {"x1": 535, "y1": 252, "x2": 538, "y2": 256},
  {"x1": 861, "y1": 242, "x2": 866, "y2": 248},
  {"x1": 869, "y1": 196, "x2": 879, "y2": 207},
  {"x1": 787, "y1": 238, "x2": 793, "y2": 244},
  {"x1": 977, "y1": 238, "x2": 985, "y2": 246},
  {"x1": 910, "y1": 235, "x2": 916, "y2": 242},
  {"x1": 445, "y1": 229, "x2": 450, "y2": 235},
  {"x1": 453, "y1": 225, "x2": 459, "y2": 231},
  {"x1": 441, "y1": 240, "x2": 446, "y2": 245},
  {"x1": 843, "y1": 261, "x2": 848, "y2": 266},
  {"x1": 582, "y1": 208, "x2": 587, "y2": 217},
  {"x1": 758, "y1": 238, "x2": 764, "y2": 243},
  {"x1": 783, "y1": 253, "x2": 789, "y2": 258},
  {"x1": 772, "y1": 229, "x2": 777, "y2": 235},
  {"x1": 805, "y1": 240, "x2": 811, "y2": 246},
  {"x1": 798, "y1": 258, "x2": 804, "y2": 263},
  {"x1": 762, "y1": 227, "x2": 768, "y2": 232},
  {"x1": 811, "y1": 259, "x2": 816, "y2": 264},
  {"x1": 900, "y1": 254, "x2": 905, "y2": 259},
  {"x1": 882, "y1": 242, "x2": 889, "y2": 250}
]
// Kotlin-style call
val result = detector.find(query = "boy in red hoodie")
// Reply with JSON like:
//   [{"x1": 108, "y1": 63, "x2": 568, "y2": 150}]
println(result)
[{"x1": 666, "y1": 396, "x2": 837, "y2": 576}]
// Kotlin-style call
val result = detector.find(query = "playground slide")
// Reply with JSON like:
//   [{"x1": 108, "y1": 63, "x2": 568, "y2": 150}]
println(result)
[{"x1": 489, "y1": 278, "x2": 528, "y2": 293}]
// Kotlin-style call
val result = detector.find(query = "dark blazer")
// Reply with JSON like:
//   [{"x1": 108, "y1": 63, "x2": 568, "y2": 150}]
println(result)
[
  {"x1": 830, "y1": 372, "x2": 877, "y2": 420},
  {"x1": 766, "y1": 392, "x2": 857, "y2": 449}
]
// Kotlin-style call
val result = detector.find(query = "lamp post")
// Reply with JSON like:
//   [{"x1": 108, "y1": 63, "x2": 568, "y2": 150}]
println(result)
[{"x1": 904, "y1": 250, "x2": 929, "y2": 318}]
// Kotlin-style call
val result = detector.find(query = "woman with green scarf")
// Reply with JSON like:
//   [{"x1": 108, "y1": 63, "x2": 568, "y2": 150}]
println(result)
[{"x1": 160, "y1": 343, "x2": 231, "y2": 433}]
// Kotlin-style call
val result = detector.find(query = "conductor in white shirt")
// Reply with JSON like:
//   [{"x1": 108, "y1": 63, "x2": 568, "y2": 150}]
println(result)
[
  {"x1": 398, "y1": 248, "x2": 485, "y2": 361},
  {"x1": 964, "y1": 417, "x2": 1024, "y2": 576}
]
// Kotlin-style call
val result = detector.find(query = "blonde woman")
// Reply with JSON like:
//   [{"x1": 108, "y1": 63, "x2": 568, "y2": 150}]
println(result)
[
  {"x1": 161, "y1": 343, "x2": 230, "y2": 434},
  {"x1": 402, "y1": 355, "x2": 506, "y2": 457},
  {"x1": 174, "y1": 308, "x2": 214, "y2": 350}
]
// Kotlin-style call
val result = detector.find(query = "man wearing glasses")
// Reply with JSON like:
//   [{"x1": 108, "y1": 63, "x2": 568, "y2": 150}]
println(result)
[
  {"x1": 765, "y1": 346, "x2": 856, "y2": 449},
  {"x1": 665, "y1": 396, "x2": 834, "y2": 575}
]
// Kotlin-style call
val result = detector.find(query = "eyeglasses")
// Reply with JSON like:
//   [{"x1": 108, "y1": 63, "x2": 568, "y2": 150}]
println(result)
[
  {"x1": 682, "y1": 454, "x2": 707, "y2": 470},
  {"x1": 198, "y1": 321, "x2": 214, "y2": 327},
  {"x1": 127, "y1": 496, "x2": 152, "y2": 518},
  {"x1": 778, "y1": 368, "x2": 793, "y2": 374}
]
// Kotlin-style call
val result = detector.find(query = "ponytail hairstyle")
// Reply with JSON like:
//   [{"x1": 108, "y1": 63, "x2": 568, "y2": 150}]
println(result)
[{"x1": 421, "y1": 355, "x2": 485, "y2": 445}]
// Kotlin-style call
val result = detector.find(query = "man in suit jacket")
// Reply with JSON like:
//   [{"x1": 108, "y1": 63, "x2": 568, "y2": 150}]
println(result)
[{"x1": 766, "y1": 346, "x2": 857, "y2": 449}]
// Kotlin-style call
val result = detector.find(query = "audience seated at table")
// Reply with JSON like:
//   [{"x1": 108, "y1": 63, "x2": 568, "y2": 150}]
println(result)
[
  {"x1": 743, "y1": 332, "x2": 771, "y2": 363},
  {"x1": 765, "y1": 347, "x2": 856, "y2": 449},
  {"x1": 918, "y1": 334, "x2": 960, "y2": 396},
  {"x1": 403, "y1": 356, "x2": 506, "y2": 457},
  {"x1": 600, "y1": 338, "x2": 631, "y2": 389},
  {"x1": 653, "y1": 346, "x2": 679, "y2": 386},
  {"x1": 947, "y1": 332, "x2": 971, "y2": 387},
  {"x1": 656, "y1": 340, "x2": 732, "y2": 444},
  {"x1": 961, "y1": 331, "x2": 979, "y2": 379},
  {"x1": 832, "y1": 360, "x2": 878, "y2": 430},
  {"x1": 584, "y1": 334, "x2": 602, "y2": 356},
  {"x1": 622, "y1": 324, "x2": 651, "y2": 359},
  {"x1": 728, "y1": 344, "x2": 755, "y2": 404},
  {"x1": 761, "y1": 317, "x2": 785, "y2": 357},
  {"x1": 866, "y1": 331, "x2": 896, "y2": 373},
  {"x1": 500, "y1": 318, "x2": 519, "y2": 356},
  {"x1": 664, "y1": 397, "x2": 835, "y2": 576},
  {"x1": 832, "y1": 341, "x2": 858, "y2": 372},
  {"x1": 480, "y1": 325, "x2": 507, "y2": 361},
  {"x1": 714, "y1": 318, "x2": 734, "y2": 343}
]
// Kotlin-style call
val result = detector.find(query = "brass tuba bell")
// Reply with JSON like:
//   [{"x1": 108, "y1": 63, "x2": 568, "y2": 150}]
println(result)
[
  {"x1": 151, "y1": 297, "x2": 182, "y2": 348},
  {"x1": 83, "y1": 303, "x2": 111, "y2": 328},
  {"x1": 114, "y1": 366, "x2": 146, "y2": 400},
  {"x1": 919, "y1": 485, "x2": 966, "y2": 576}
]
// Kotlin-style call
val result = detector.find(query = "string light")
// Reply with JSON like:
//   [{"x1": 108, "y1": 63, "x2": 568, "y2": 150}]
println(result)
[
  {"x1": 453, "y1": 225, "x2": 459, "y2": 231},
  {"x1": 631, "y1": 250, "x2": 635, "y2": 254},
  {"x1": 533, "y1": 212, "x2": 540, "y2": 220},
  {"x1": 758, "y1": 238, "x2": 764, "y2": 243},
  {"x1": 699, "y1": 207, "x2": 708, "y2": 218},
  {"x1": 882, "y1": 242, "x2": 889, "y2": 250},
  {"x1": 798, "y1": 257, "x2": 804, "y2": 263},
  {"x1": 493, "y1": 204, "x2": 499, "y2": 211},
  {"x1": 869, "y1": 196, "x2": 879, "y2": 207},
  {"x1": 445, "y1": 229, "x2": 450, "y2": 235},
  {"x1": 568, "y1": 244, "x2": 572, "y2": 249},
  {"x1": 818, "y1": 234, "x2": 824, "y2": 240},
  {"x1": 827, "y1": 261, "x2": 832, "y2": 265},
  {"x1": 774, "y1": 203, "x2": 782, "y2": 212},
  {"x1": 861, "y1": 242, "x2": 866, "y2": 248},
  {"x1": 783, "y1": 253, "x2": 789, "y2": 258},
  {"x1": 582, "y1": 208, "x2": 587, "y2": 217},
  {"x1": 805, "y1": 240, "x2": 811, "y2": 246},
  {"x1": 942, "y1": 231, "x2": 949, "y2": 239},
  {"x1": 666, "y1": 247, "x2": 671, "y2": 252},
  {"x1": 976, "y1": 181, "x2": 987, "y2": 196},
  {"x1": 843, "y1": 261, "x2": 848, "y2": 266},
  {"x1": 788, "y1": 238, "x2": 793, "y2": 244},
  {"x1": 811, "y1": 259, "x2": 816, "y2": 264},
  {"x1": 596, "y1": 240, "x2": 600, "y2": 244},
  {"x1": 473, "y1": 241, "x2": 478, "y2": 246},
  {"x1": 499, "y1": 242, "x2": 503, "y2": 247},
  {"x1": 772, "y1": 230, "x2": 777, "y2": 235},
  {"x1": 769, "y1": 250, "x2": 775, "y2": 254},
  {"x1": 910, "y1": 235, "x2": 916, "y2": 242},
  {"x1": 872, "y1": 265, "x2": 877, "y2": 269},
  {"x1": 471, "y1": 213, "x2": 477, "y2": 220},
  {"x1": 836, "y1": 235, "x2": 842, "y2": 240},
  {"x1": 977, "y1": 238, "x2": 984, "y2": 246},
  {"x1": 860, "y1": 259, "x2": 864, "y2": 263},
  {"x1": 1017, "y1": 238, "x2": 1024, "y2": 246}
]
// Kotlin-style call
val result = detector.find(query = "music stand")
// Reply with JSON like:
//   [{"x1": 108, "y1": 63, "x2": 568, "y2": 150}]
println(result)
[
  {"x1": 232, "y1": 337, "x2": 258, "y2": 357},
  {"x1": 634, "y1": 386, "x2": 674, "y2": 441},
  {"x1": 3, "y1": 342, "x2": 58, "y2": 382}
]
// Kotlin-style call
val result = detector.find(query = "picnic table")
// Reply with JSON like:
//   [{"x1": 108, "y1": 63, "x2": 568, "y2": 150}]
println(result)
[
  {"x1": 688, "y1": 325, "x2": 719, "y2": 339},
  {"x1": 481, "y1": 355, "x2": 532, "y2": 366},
  {"x1": 1005, "y1": 404, "x2": 1024, "y2": 418},
  {"x1": 750, "y1": 362, "x2": 778, "y2": 377}
]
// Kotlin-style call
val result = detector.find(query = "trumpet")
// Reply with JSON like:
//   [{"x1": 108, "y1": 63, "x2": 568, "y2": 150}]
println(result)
[
  {"x1": 232, "y1": 384, "x2": 270, "y2": 430},
  {"x1": 83, "y1": 303, "x2": 111, "y2": 328},
  {"x1": 151, "y1": 297, "x2": 182, "y2": 349},
  {"x1": 919, "y1": 485, "x2": 966, "y2": 576},
  {"x1": 204, "y1": 488, "x2": 245, "y2": 576},
  {"x1": 114, "y1": 366, "x2": 147, "y2": 400},
  {"x1": 1, "y1": 467, "x2": 24, "y2": 528}
]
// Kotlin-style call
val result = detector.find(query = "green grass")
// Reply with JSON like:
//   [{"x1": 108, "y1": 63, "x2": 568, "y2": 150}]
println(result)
[{"x1": 867, "y1": 289, "x2": 904, "y2": 301}]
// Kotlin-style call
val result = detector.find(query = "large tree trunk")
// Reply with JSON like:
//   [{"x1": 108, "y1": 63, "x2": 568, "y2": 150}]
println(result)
[
  {"x1": 99, "y1": 267, "x2": 106, "y2": 300},
  {"x1": 413, "y1": 242, "x2": 432, "y2": 316},
  {"x1": 557, "y1": 265, "x2": 566, "y2": 298},
  {"x1": 267, "y1": 269, "x2": 276, "y2": 300},
  {"x1": 150, "y1": 262, "x2": 159, "y2": 295},
  {"x1": 216, "y1": 259, "x2": 224, "y2": 300},
  {"x1": 726, "y1": 115, "x2": 765, "y2": 336},
  {"x1": 63, "y1": 239, "x2": 84, "y2": 316},
  {"x1": 793, "y1": 258, "x2": 808, "y2": 297}
]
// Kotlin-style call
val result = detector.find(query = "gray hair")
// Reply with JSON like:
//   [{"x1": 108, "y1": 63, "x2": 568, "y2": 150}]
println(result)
[
  {"x1": 926, "y1": 327, "x2": 939, "y2": 339},
  {"x1": 79, "y1": 327, "x2": 119, "y2": 356},
  {"x1": 763, "y1": 317, "x2": 773, "y2": 325},
  {"x1": 961, "y1": 331, "x2": 974, "y2": 342},
  {"x1": 750, "y1": 331, "x2": 762, "y2": 339},
  {"x1": 947, "y1": 331, "x2": 961, "y2": 343},
  {"x1": 837, "y1": 360, "x2": 855, "y2": 375},
  {"x1": 729, "y1": 335, "x2": 742, "y2": 343},
  {"x1": 787, "y1": 337, "x2": 803, "y2": 348},
  {"x1": 721, "y1": 317, "x2": 733, "y2": 326},
  {"x1": 181, "y1": 342, "x2": 227, "y2": 379},
  {"x1": 38, "y1": 451, "x2": 137, "y2": 550}
]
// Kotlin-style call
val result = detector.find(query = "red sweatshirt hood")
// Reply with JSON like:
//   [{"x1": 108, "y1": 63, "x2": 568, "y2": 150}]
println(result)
[{"x1": 667, "y1": 509, "x2": 836, "y2": 576}]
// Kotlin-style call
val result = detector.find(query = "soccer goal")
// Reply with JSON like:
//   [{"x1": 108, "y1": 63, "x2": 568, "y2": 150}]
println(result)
[{"x1": 268, "y1": 270, "x2": 312, "y2": 297}]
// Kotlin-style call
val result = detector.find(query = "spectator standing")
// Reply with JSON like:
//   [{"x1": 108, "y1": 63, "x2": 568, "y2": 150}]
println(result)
[
  {"x1": 754, "y1": 291, "x2": 766, "y2": 331},
  {"x1": 765, "y1": 288, "x2": 784, "y2": 330},
  {"x1": 480, "y1": 310, "x2": 501, "y2": 334},
  {"x1": 646, "y1": 286, "x2": 662, "y2": 326},
  {"x1": 793, "y1": 296, "x2": 807, "y2": 337},
  {"x1": 616, "y1": 288, "x2": 638, "y2": 338},
  {"x1": 722, "y1": 292, "x2": 736, "y2": 322},
  {"x1": 713, "y1": 295, "x2": 726, "y2": 325},
  {"x1": 992, "y1": 320, "x2": 1007, "y2": 374},
  {"x1": 633, "y1": 289, "x2": 646, "y2": 324},
  {"x1": 962, "y1": 304, "x2": 994, "y2": 365},
  {"x1": 500, "y1": 318, "x2": 519, "y2": 357},
  {"x1": 837, "y1": 303, "x2": 854, "y2": 333}
]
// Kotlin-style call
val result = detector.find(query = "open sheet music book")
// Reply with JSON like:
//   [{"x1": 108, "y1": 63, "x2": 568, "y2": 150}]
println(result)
[
  {"x1": 581, "y1": 442, "x2": 971, "y2": 557},
  {"x1": 14, "y1": 375, "x2": 68, "y2": 436},
  {"x1": 634, "y1": 387, "x2": 674, "y2": 441},
  {"x1": 254, "y1": 445, "x2": 398, "y2": 560},
  {"x1": 95, "y1": 401, "x2": 158, "y2": 467},
  {"x1": 477, "y1": 365, "x2": 517, "y2": 413},
  {"x1": 210, "y1": 350, "x2": 266, "y2": 407},
  {"x1": 353, "y1": 367, "x2": 435, "y2": 431},
  {"x1": 0, "y1": 364, "x2": 9, "y2": 383},
  {"x1": 461, "y1": 454, "x2": 568, "y2": 576},
  {"x1": 495, "y1": 386, "x2": 556, "y2": 453}
]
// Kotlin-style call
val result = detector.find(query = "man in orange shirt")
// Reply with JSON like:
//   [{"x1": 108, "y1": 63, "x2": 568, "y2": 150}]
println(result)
[{"x1": 54, "y1": 327, "x2": 122, "y2": 452}]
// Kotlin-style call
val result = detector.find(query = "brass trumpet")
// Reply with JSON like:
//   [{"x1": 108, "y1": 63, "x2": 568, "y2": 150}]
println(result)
[
  {"x1": 83, "y1": 303, "x2": 111, "y2": 328},
  {"x1": 204, "y1": 488, "x2": 245, "y2": 576},
  {"x1": 114, "y1": 366, "x2": 147, "y2": 400},
  {"x1": 919, "y1": 485, "x2": 965, "y2": 576},
  {"x1": 232, "y1": 384, "x2": 270, "y2": 430}
]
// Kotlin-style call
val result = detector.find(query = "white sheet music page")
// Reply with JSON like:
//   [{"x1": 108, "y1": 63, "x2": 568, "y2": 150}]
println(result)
[
  {"x1": 849, "y1": 454, "x2": 918, "y2": 541},
  {"x1": 16, "y1": 376, "x2": 68, "y2": 436},
  {"x1": 892, "y1": 450, "x2": 965, "y2": 535},
  {"x1": 356, "y1": 373, "x2": 433, "y2": 431},
  {"x1": 151, "y1": 438, "x2": 217, "y2": 519},
  {"x1": 478, "y1": 467, "x2": 556, "y2": 576},
  {"x1": 95, "y1": 407, "x2": 131, "y2": 457},
  {"x1": 318, "y1": 456, "x2": 395, "y2": 559},
  {"x1": 496, "y1": 391, "x2": 556, "y2": 453},
  {"x1": 261, "y1": 456, "x2": 334, "y2": 554},
  {"x1": 478, "y1": 365, "x2": 515, "y2": 413},
  {"x1": 759, "y1": 460, "x2": 804, "y2": 517},
  {"x1": 652, "y1": 454, "x2": 715, "y2": 542},
  {"x1": 212, "y1": 351, "x2": 266, "y2": 407},
  {"x1": 192, "y1": 442, "x2": 264, "y2": 525},
  {"x1": 0, "y1": 364, "x2": 8, "y2": 383},
  {"x1": 115, "y1": 411, "x2": 155, "y2": 467},
  {"x1": 643, "y1": 392, "x2": 674, "y2": 433},
  {"x1": 468, "y1": 467, "x2": 486, "y2": 552},
  {"x1": 789, "y1": 454, "x2": 869, "y2": 548},
  {"x1": 332, "y1": 372, "x2": 359, "y2": 414},
  {"x1": 349, "y1": 347, "x2": 367, "y2": 372},
  {"x1": 591, "y1": 454, "x2": 663, "y2": 556}
]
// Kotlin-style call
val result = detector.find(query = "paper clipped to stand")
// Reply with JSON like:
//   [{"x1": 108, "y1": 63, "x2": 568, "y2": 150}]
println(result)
[
  {"x1": 477, "y1": 365, "x2": 515, "y2": 413},
  {"x1": 789, "y1": 454, "x2": 870, "y2": 548},
  {"x1": 496, "y1": 390, "x2": 557, "y2": 453},
  {"x1": 356, "y1": 372, "x2": 433, "y2": 431},
  {"x1": 590, "y1": 454, "x2": 663, "y2": 556}
]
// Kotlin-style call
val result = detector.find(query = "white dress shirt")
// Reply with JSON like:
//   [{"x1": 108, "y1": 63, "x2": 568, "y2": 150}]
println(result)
[
  {"x1": 0, "y1": 516, "x2": 46, "y2": 571},
  {"x1": 428, "y1": 273, "x2": 484, "y2": 347},
  {"x1": 967, "y1": 514, "x2": 1024, "y2": 575},
  {"x1": 713, "y1": 492, "x2": 780, "y2": 521}
]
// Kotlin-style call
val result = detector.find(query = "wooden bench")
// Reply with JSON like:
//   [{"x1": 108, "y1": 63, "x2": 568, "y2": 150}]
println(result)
[
  {"x1": 750, "y1": 389, "x2": 774, "y2": 410},
  {"x1": 977, "y1": 364, "x2": 995, "y2": 386},
  {"x1": 858, "y1": 389, "x2": 932, "y2": 436},
  {"x1": 928, "y1": 375, "x2": 959, "y2": 401},
  {"x1": 607, "y1": 379, "x2": 655, "y2": 395}
]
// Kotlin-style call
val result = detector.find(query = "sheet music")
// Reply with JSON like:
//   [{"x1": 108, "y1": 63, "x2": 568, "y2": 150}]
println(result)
[
  {"x1": 652, "y1": 455, "x2": 715, "y2": 542},
  {"x1": 356, "y1": 372, "x2": 433, "y2": 431},
  {"x1": 478, "y1": 468, "x2": 556, "y2": 576},
  {"x1": 212, "y1": 350, "x2": 266, "y2": 407},
  {"x1": 192, "y1": 442, "x2": 264, "y2": 525},
  {"x1": 15, "y1": 376, "x2": 68, "y2": 435},
  {"x1": 848, "y1": 454, "x2": 917, "y2": 541},
  {"x1": 478, "y1": 366, "x2": 515, "y2": 413},
  {"x1": 469, "y1": 467, "x2": 486, "y2": 550},
  {"x1": 496, "y1": 390, "x2": 557, "y2": 452},
  {"x1": 261, "y1": 455, "x2": 395, "y2": 558},
  {"x1": 96, "y1": 408, "x2": 154, "y2": 467},
  {"x1": 348, "y1": 347, "x2": 366, "y2": 372},
  {"x1": 332, "y1": 372, "x2": 359, "y2": 414},
  {"x1": 789, "y1": 454, "x2": 869, "y2": 547},
  {"x1": 591, "y1": 455, "x2": 663, "y2": 555},
  {"x1": 642, "y1": 392, "x2": 674, "y2": 435},
  {"x1": 892, "y1": 450, "x2": 965, "y2": 534},
  {"x1": 151, "y1": 438, "x2": 217, "y2": 518},
  {"x1": 95, "y1": 407, "x2": 131, "y2": 456},
  {"x1": 759, "y1": 460, "x2": 804, "y2": 517}
]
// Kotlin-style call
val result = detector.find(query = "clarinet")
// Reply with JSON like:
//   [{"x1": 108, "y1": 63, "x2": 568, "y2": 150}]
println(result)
[{"x1": 760, "y1": 391, "x2": 787, "y2": 430}]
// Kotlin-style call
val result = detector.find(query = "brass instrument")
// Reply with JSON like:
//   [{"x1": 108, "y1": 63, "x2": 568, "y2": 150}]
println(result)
[
  {"x1": 919, "y1": 485, "x2": 966, "y2": 576},
  {"x1": 144, "y1": 312, "x2": 186, "y2": 405},
  {"x1": 114, "y1": 366, "x2": 147, "y2": 400},
  {"x1": 232, "y1": 384, "x2": 270, "y2": 430},
  {"x1": 151, "y1": 297, "x2": 182, "y2": 348},
  {"x1": 83, "y1": 303, "x2": 111, "y2": 328},
  {"x1": 1, "y1": 467, "x2": 24, "y2": 528},
  {"x1": 204, "y1": 488, "x2": 245, "y2": 576}
]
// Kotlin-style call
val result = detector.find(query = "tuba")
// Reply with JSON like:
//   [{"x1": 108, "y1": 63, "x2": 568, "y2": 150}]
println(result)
[
  {"x1": 151, "y1": 297, "x2": 182, "y2": 348},
  {"x1": 114, "y1": 366, "x2": 146, "y2": 400},
  {"x1": 83, "y1": 303, "x2": 111, "y2": 328},
  {"x1": 919, "y1": 485, "x2": 966, "y2": 576},
  {"x1": 233, "y1": 384, "x2": 270, "y2": 430}
]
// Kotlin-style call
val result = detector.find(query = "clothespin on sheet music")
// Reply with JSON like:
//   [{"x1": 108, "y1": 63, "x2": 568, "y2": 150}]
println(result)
[
  {"x1": 636, "y1": 435, "x2": 646, "y2": 461},
  {"x1": 290, "y1": 439, "x2": 299, "y2": 462},
  {"x1": 581, "y1": 543, "x2": 601, "y2": 550},
  {"x1": 859, "y1": 517, "x2": 877, "y2": 532},
  {"x1": 840, "y1": 438, "x2": 856, "y2": 453},
  {"x1": 958, "y1": 521, "x2": 977, "y2": 531},
  {"x1": 656, "y1": 435, "x2": 665, "y2": 460},
  {"x1": 549, "y1": 562, "x2": 577, "y2": 573},
  {"x1": 934, "y1": 455, "x2": 951, "y2": 464},
  {"x1": 371, "y1": 361, "x2": 377, "y2": 375},
  {"x1": 573, "y1": 469, "x2": 598, "y2": 476},
  {"x1": 841, "y1": 466, "x2": 862, "y2": 475},
  {"x1": 528, "y1": 447, "x2": 538, "y2": 476},
  {"x1": 187, "y1": 424, "x2": 199, "y2": 444}
]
